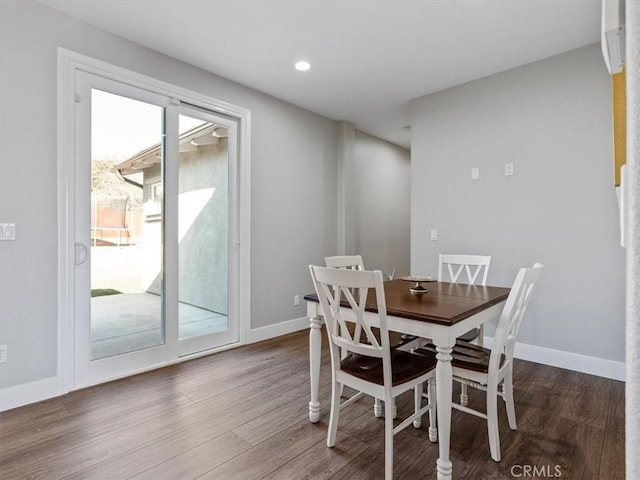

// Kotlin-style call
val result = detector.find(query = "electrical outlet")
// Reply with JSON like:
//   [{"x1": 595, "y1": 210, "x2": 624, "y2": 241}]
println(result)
[
  {"x1": 430, "y1": 229, "x2": 438, "y2": 241},
  {"x1": 294, "y1": 295, "x2": 300, "y2": 306},
  {"x1": 0, "y1": 345, "x2": 7, "y2": 363},
  {"x1": 471, "y1": 168, "x2": 479, "y2": 180}
]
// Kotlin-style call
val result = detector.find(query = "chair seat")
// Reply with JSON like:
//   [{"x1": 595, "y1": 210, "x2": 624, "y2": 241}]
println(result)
[
  {"x1": 458, "y1": 327, "x2": 481, "y2": 343},
  {"x1": 366, "y1": 328, "x2": 418, "y2": 350},
  {"x1": 414, "y1": 339, "x2": 504, "y2": 374},
  {"x1": 389, "y1": 331, "x2": 419, "y2": 349},
  {"x1": 342, "y1": 350, "x2": 437, "y2": 386}
]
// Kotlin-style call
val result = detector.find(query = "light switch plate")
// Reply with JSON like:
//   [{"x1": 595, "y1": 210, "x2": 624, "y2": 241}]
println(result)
[
  {"x1": 0, "y1": 223, "x2": 16, "y2": 240},
  {"x1": 430, "y1": 229, "x2": 438, "y2": 241},
  {"x1": 471, "y1": 168, "x2": 479, "y2": 180},
  {"x1": 505, "y1": 163, "x2": 514, "y2": 176}
]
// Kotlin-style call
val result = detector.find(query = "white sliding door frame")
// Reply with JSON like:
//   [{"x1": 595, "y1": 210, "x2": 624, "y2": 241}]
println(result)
[
  {"x1": 73, "y1": 71, "x2": 176, "y2": 386},
  {"x1": 176, "y1": 103, "x2": 241, "y2": 357},
  {"x1": 57, "y1": 48, "x2": 251, "y2": 391}
]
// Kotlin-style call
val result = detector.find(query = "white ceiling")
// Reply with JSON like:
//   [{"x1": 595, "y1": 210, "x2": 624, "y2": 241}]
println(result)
[{"x1": 39, "y1": 0, "x2": 601, "y2": 148}]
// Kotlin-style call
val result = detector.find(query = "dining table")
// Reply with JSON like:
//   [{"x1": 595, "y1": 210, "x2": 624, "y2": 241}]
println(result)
[{"x1": 305, "y1": 278, "x2": 511, "y2": 480}]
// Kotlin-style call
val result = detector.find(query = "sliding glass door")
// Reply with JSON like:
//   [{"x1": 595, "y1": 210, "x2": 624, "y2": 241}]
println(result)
[
  {"x1": 73, "y1": 71, "x2": 238, "y2": 386},
  {"x1": 88, "y1": 87, "x2": 165, "y2": 361},
  {"x1": 176, "y1": 106, "x2": 238, "y2": 356}
]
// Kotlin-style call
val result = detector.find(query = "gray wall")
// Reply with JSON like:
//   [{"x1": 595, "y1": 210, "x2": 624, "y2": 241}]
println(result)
[
  {"x1": 352, "y1": 131, "x2": 410, "y2": 277},
  {"x1": 410, "y1": 44, "x2": 625, "y2": 362},
  {"x1": 0, "y1": 1, "x2": 337, "y2": 389}
]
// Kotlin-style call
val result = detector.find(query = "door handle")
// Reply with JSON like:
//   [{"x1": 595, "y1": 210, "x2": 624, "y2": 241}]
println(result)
[{"x1": 75, "y1": 242, "x2": 89, "y2": 265}]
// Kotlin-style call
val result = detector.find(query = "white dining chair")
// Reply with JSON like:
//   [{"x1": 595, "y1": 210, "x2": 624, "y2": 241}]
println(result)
[
  {"x1": 437, "y1": 254, "x2": 492, "y2": 406},
  {"x1": 325, "y1": 255, "x2": 397, "y2": 418},
  {"x1": 415, "y1": 263, "x2": 544, "y2": 462},
  {"x1": 309, "y1": 265, "x2": 437, "y2": 480}
]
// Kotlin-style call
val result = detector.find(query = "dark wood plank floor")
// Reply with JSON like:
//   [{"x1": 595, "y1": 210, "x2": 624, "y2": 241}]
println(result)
[{"x1": 0, "y1": 330, "x2": 624, "y2": 479}]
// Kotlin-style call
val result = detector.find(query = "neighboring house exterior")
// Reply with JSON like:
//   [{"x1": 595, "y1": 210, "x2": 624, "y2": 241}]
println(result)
[{"x1": 113, "y1": 123, "x2": 229, "y2": 316}]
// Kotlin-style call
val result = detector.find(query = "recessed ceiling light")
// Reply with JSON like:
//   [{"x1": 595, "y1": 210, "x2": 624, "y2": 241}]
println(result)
[{"x1": 295, "y1": 60, "x2": 311, "y2": 72}]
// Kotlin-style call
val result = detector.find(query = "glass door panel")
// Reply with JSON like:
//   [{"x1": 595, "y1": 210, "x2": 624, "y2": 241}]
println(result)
[
  {"x1": 89, "y1": 89, "x2": 165, "y2": 360},
  {"x1": 73, "y1": 68, "x2": 241, "y2": 388},
  {"x1": 177, "y1": 114, "x2": 229, "y2": 343}
]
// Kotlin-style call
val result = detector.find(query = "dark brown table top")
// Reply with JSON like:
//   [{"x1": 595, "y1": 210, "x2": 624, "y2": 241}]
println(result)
[{"x1": 304, "y1": 279, "x2": 510, "y2": 326}]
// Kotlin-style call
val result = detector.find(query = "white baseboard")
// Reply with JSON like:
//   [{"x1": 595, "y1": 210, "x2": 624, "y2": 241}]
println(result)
[
  {"x1": 484, "y1": 337, "x2": 625, "y2": 382},
  {"x1": 247, "y1": 316, "x2": 309, "y2": 344},
  {"x1": 1, "y1": 318, "x2": 310, "y2": 412},
  {"x1": 0, "y1": 375, "x2": 67, "y2": 412},
  {"x1": 3, "y1": 326, "x2": 622, "y2": 412}
]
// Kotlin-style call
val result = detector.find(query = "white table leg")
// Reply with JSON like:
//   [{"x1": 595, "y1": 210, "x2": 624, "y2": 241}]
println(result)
[
  {"x1": 435, "y1": 344, "x2": 454, "y2": 480},
  {"x1": 309, "y1": 315, "x2": 322, "y2": 423}
]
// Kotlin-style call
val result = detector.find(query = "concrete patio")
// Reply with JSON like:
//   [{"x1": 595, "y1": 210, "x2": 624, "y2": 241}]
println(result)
[{"x1": 90, "y1": 245, "x2": 227, "y2": 359}]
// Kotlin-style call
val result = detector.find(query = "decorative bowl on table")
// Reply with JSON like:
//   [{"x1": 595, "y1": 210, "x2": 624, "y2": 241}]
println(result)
[{"x1": 399, "y1": 275, "x2": 437, "y2": 294}]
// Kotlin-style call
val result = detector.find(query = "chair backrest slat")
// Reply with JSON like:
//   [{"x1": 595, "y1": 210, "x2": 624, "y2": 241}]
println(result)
[
  {"x1": 333, "y1": 335, "x2": 383, "y2": 358},
  {"x1": 324, "y1": 255, "x2": 366, "y2": 342},
  {"x1": 438, "y1": 254, "x2": 492, "y2": 286},
  {"x1": 325, "y1": 255, "x2": 364, "y2": 270},
  {"x1": 489, "y1": 263, "x2": 544, "y2": 372}
]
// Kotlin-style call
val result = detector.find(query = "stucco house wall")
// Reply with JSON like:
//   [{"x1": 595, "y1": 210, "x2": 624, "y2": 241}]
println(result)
[{"x1": 131, "y1": 135, "x2": 229, "y2": 315}]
